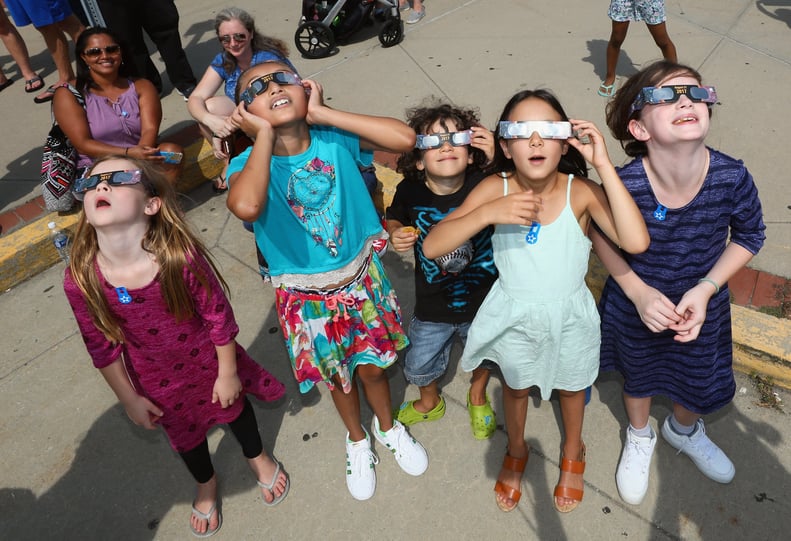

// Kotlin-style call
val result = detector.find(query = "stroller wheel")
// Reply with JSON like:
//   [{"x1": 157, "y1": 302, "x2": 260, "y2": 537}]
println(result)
[
  {"x1": 378, "y1": 19, "x2": 403, "y2": 48},
  {"x1": 294, "y1": 21, "x2": 335, "y2": 59}
]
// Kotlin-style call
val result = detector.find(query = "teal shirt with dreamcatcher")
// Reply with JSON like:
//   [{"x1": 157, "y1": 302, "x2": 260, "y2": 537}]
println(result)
[{"x1": 228, "y1": 125, "x2": 381, "y2": 277}]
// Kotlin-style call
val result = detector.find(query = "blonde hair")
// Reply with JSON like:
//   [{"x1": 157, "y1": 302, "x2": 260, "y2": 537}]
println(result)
[{"x1": 68, "y1": 156, "x2": 228, "y2": 344}]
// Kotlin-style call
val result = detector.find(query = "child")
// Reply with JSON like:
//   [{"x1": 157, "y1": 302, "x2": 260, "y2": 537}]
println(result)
[
  {"x1": 63, "y1": 156, "x2": 289, "y2": 538},
  {"x1": 423, "y1": 90, "x2": 649, "y2": 513},
  {"x1": 387, "y1": 102, "x2": 499, "y2": 439},
  {"x1": 595, "y1": 60, "x2": 765, "y2": 505},
  {"x1": 225, "y1": 61, "x2": 428, "y2": 501},
  {"x1": 598, "y1": 0, "x2": 677, "y2": 98}
]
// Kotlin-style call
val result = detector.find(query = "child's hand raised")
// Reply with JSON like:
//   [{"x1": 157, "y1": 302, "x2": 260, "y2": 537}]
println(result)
[
  {"x1": 568, "y1": 119, "x2": 612, "y2": 170},
  {"x1": 231, "y1": 102, "x2": 274, "y2": 140},
  {"x1": 391, "y1": 226, "x2": 418, "y2": 252},
  {"x1": 303, "y1": 79, "x2": 328, "y2": 125},
  {"x1": 469, "y1": 126, "x2": 495, "y2": 165},
  {"x1": 212, "y1": 374, "x2": 242, "y2": 408},
  {"x1": 485, "y1": 191, "x2": 542, "y2": 226}
]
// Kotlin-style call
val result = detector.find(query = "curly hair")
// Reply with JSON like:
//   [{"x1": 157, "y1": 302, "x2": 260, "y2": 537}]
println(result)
[
  {"x1": 68, "y1": 156, "x2": 228, "y2": 344},
  {"x1": 396, "y1": 101, "x2": 490, "y2": 184},
  {"x1": 605, "y1": 60, "x2": 705, "y2": 157},
  {"x1": 214, "y1": 7, "x2": 290, "y2": 76},
  {"x1": 492, "y1": 89, "x2": 587, "y2": 178}
]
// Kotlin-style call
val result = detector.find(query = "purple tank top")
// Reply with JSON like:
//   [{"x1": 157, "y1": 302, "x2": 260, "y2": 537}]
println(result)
[{"x1": 78, "y1": 80, "x2": 142, "y2": 169}]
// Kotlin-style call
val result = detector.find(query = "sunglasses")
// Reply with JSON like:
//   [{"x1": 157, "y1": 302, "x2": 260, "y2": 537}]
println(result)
[
  {"x1": 72, "y1": 169, "x2": 156, "y2": 200},
  {"x1": 219, "y1": 33, "x2": 248, "y2": 44},
  {"x1": 498, "y1": 121, "x2": 572, "y2": 140},
  {"x1": 630, "y1": 85, "x2": 718, "y2": 114},
  {"x1": 240, "y1": 71, "x2": 302, "y2": 106},
  {"x1": 415, "y1": 130, "x2": 473, "y2": 150},
  {"x1": 83, "y1": 44, "x2": 121, "y2": 58}
]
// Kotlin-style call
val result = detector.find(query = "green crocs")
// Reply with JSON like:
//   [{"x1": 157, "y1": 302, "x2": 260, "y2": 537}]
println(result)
[
  {"x1": 394, "y1": 396, "x2": 446, "y2": 426},
  {"x1": 468, "y1": 391, "x2": 496, "y2": 440}
]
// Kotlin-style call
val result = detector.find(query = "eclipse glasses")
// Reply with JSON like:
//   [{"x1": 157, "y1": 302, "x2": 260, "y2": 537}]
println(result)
[
  {"x1": 630, "y1": 85, "x2": 718, "y2": 114},
  {"x1": 415, "y1": 130, "x2": 473, "y2": 150},
  {"x1": 240, "y1": 71, "x2": 302, "y2": 106},
  {"x1": 498, "y1": 121, "x2": 573, "y2": 140},
  {"x1": 72, "y1": 169, "x2": 155, "y2": 200}
]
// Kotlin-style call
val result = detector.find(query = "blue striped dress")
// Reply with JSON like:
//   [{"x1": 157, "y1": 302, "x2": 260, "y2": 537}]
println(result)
[{"x1": 599, "y1": 148, "x2": 765, "y2": 414}]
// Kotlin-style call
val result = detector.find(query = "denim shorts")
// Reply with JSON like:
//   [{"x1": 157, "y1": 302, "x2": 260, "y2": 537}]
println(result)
[
  {"x1": 403, "y1": 317, "x2": 471, "y2": 387},
  {"x1": 608, "y1": 0, "x2": 666, "y2": 25}
]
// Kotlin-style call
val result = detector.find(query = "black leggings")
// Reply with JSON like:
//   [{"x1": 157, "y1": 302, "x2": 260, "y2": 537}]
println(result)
[{"x1": 178, "y1": 397, "x2": 263, "y2": 484}]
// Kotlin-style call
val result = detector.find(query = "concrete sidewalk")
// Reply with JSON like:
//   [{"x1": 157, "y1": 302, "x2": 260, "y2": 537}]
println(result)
[{"x1": 1, "y1": 1, "x2": 790, "y2": 539}]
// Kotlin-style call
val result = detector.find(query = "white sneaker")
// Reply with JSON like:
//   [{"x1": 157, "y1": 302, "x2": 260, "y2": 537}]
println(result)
[
  {"x1": 373, "y1": 416, "x2": 428, "y2": 476},
  {"x1": 661, "y1": 416, "x2": 735, "y2": 483},
  {"x1": 616, "y1": 426, "x2": 657, "y2": 505},
  {"x1": 345, "y1": 428, "x2": 379, "y2": 500}
]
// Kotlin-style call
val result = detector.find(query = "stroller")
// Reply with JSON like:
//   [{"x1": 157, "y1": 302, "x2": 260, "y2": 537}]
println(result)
[{"x1": 296, "y1": 0, "x2": 403, "y2": 59}]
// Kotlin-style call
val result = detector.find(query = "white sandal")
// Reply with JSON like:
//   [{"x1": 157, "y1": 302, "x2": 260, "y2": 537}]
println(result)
[{"x1": 257, "y1": 460, "x2": 290, "y2": 506}]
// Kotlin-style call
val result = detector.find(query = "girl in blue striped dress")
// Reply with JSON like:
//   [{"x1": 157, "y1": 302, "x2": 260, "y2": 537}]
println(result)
[{"x1": 595, "y1": 61, "x2": 765, "y2": 506}]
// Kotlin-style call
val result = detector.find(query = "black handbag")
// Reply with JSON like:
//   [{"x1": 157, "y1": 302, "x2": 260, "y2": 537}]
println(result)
[{"x1": 41, "y1": 85, "x2": 84, "y2": 212}]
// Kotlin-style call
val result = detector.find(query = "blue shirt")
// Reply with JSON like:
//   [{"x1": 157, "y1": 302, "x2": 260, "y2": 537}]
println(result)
[
  {"x1": 228, "y1": 126, "x2": 380, "y2": 277},
  {"x1": 210, "y1": 50, "x2": 297, "y2": 101}
]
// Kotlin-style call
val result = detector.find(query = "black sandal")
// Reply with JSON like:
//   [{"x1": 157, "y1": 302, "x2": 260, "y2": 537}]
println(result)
[
  {"x1": 25, "y1": 75, "x2": 44, "y2": 93},
  {"x1": 212, "y1": 175, "x2": 228, "y2": 193}
]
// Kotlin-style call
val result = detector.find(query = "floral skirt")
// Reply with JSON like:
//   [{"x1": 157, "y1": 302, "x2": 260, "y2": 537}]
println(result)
[{"x1": 275, "y1": 252, "x2": 408, "y2": 394}]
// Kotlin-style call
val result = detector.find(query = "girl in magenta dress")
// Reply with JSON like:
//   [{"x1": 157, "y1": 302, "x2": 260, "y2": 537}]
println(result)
[{"x1": 63, "y1": 156, "x2": 288, "y2": 537}]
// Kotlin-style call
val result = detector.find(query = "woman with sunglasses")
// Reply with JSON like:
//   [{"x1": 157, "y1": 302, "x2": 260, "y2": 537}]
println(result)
[
  {"x1": 594, "y1": 61, "x2": 765, "y2": 506},
  {"x1": 187, "y1": 7, "x2": 296, "y2": 192},
  {"x1": 53, "y1": 26, "x2": 184, "y2": 186},
  {"x1": 64, "y1": 155, "x2": 289, "y2": 537}
]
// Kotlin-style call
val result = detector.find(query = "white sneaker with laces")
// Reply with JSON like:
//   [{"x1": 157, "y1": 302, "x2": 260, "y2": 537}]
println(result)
[
  {"x1": 616, "y1": 426, "x2": 657, "y2": 505},
  {"x1": 345, "y1": 428, "x2": 379, "y2": 500},
  {"x1": 373, "y1": 416, "x2": 428, "y2": 476},
  {"x1": 661, "y1": 416, "x2": 735, "y2": 483}
]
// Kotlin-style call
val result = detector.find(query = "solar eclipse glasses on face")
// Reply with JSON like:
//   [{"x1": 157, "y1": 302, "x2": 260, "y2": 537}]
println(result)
[
  {"x1": 219, "y1": 33, "x2": 248, "y2": 44},
  {"x1": 239, "y1": 71, "x2": 303, "y2": 106},
  {"x1": 630, "y1": 85, "x2": 718, "y2": 114},
  {"x1": 498, "y1": 121, "x2": 573, "y2": 140},
  {"x1": 415, "y1": 130, "x2": 473, "y2": 150},
  {"x1": 83, "y1": 44, "x2": 121, "y2": 58},
  {"x1": 72, "y1": 169, "x2": 155, "y2": 200}
]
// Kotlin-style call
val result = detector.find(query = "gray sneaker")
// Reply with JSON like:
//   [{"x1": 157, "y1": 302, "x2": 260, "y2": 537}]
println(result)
[
  {"x1": 616, "y1": 426, "x2": 657, "y2": 505},
  {"x1": 661, "y1": 416, "x2": 735, "y2": 483},
  {"x1": 405, "y1": 7, "x2": 425, "y2": 24}
]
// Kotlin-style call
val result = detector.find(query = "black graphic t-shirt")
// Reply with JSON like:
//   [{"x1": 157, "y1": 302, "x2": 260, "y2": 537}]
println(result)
[{"x1": 388, "y1": 169, "x2": 497, "y2": 323}]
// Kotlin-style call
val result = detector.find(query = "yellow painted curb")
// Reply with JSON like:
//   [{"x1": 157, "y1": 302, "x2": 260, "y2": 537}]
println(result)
[
  {"x1": 2, "y1": 159, "x2": 789, "y2": 391},
  {"x1": 0, "y1": 137, "x2": 220, "y2": 292}
]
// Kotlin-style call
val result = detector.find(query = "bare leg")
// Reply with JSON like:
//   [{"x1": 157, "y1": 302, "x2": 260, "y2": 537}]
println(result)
[
  {"x1": 495, "y1": 383, "x2": 530, "y2": 510},
  {"x1": 356, "y1": 363, "x2": 394, "y2": 431},
  {"x1": 603, "y1": 21, "x2": 630, "y2": 87},
  {"x1": 329, "y1": 375, "x2": 365, "y2": 441},
  {"x1": 413, "y1": 380, "x2": 441, "y2": 413},
  {"x1": 671, "y1": 402, "x2": 700, "y2": 426},
  {"x1": 646, "y1": 22, "x2": 677, "y2": 62},
  {"x1": 0, "y1": 11, "x2": 38, "y2": 81},
  {"x1": 37, "y1": 24, "x2": 75, "y2": 85},
  {"x1": 156, "y1": 141, "x2": 184, "y2": 187},
  {"x1": 555, "y1": 389, "x2": 586, "y2": 507},
  {"x1": 57, "y1": 14, "x2": 85, "y2": 43},
  {"x1": 468, "y1": 366, "x2": 490, "y2": 406},
  {"x1": 623, "y1": 393, "x2": 652, "y2": 429},
  {"x1": 191, "y1": 474, "x2": 220, "y2": 535}
]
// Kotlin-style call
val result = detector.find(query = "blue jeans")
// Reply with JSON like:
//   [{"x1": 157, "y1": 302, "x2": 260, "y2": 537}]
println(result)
[{"x1": 403, "y1": 317, "x2": 471, "y2": 387}]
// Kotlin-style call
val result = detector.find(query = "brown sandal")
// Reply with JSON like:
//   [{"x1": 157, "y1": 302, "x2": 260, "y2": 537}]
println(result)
[
  {"x1": 553, "y1": 443, "x2": 586, "y2": 513},
  {"x1": 494, "y1": 447, "x2": 529, "y2": 512}
]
